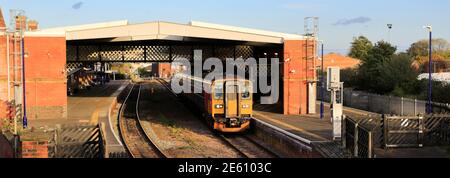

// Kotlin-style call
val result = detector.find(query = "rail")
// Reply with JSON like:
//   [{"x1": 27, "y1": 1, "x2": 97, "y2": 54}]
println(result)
[
  {"x1": 157, "y1": 78, "x2": 319, "y2": 157},
  {"x1": 135, "y1": 84, "x2": 169, "y2": 158},
  {"x1": 118, "y1": 84, "x2": 168, "y2": 158}
]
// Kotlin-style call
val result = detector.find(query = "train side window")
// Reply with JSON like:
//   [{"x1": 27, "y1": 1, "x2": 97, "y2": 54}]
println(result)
[{"x1": 214, "y1": 82, "x2": 223, "y2": 99}]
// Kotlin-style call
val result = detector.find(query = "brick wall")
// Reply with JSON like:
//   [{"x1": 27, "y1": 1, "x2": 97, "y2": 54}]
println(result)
[
  {"x1": 0, "y1": 35, "x2": 67, "y2": 120},
  {"x1": 158, "y1": 63, "x2": 172, "y2": 78},
  {"x1": 23, "y1": 37, "x2": 67, "y2": 120},
  {"x1": 283, "y1": 40, "x2": 316, "y2": 115},
  {"x1": 21, "y1": 141, "x2": 49, "y2": 158},
  {"x1": 0, "y1": 34, "x2": 7, "y2": 119}
]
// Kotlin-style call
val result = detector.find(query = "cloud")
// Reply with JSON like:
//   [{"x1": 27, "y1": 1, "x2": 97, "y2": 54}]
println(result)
[
  {"x1": 333, "y1": 16, "x2": 371, "y2": 26},
  {"x1": 72, "y1": 2, "x2": 83, "y2": 10},
  {"x1": 282, "y1": 3, "x2": 308, "y2": 9}
]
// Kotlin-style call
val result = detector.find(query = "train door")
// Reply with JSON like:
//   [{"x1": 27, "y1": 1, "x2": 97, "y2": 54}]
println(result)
[{"x1": 225, "y1": 83, "x2": 239, "y2": 118}]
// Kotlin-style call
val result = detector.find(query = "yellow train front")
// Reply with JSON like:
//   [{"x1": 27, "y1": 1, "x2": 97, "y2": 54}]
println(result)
[
  {"x1": 180, "y1": 75, "x2": 252, "y2": 132},
  {"x1": 207, "y1": 78, "x2": 252, "y2": 132}
]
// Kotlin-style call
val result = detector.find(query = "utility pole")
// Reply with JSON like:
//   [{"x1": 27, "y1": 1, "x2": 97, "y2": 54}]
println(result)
[
  {"x1": 22, "y1": 36, "x2": 27, "y2": 128},
  {"x1": 320, "y1": 41, "x2": 324, "y2": 119}
]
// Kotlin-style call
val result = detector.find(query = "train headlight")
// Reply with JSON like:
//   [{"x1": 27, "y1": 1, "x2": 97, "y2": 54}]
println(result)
[
  {"x1": 215, "y1": 104, "x2": 223, "y2": 109},
  {"x1": 242, "y1": 104, "x2": 250, "y2": 109}
]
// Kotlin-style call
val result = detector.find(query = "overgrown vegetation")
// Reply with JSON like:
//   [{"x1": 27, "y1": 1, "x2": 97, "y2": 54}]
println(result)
[
  {"x1": 343, "y1": 36, "x2": 450, "y2": 103},
  {"x1": 137, "y1": 67, "x2": 152, "y2": 78}
]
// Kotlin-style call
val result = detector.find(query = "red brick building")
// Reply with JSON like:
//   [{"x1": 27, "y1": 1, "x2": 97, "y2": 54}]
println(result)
[{"x1": 0, "y1": 9, "x2": 67, "y2": 120}]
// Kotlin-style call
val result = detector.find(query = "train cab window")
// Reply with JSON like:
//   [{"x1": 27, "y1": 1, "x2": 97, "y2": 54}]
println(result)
[
  {"x1": 214, "y1": 83, "x2": 224, "y2": 99},
  {"x1": 241, "y1": 85, "x2": 251, "y2": 99}
]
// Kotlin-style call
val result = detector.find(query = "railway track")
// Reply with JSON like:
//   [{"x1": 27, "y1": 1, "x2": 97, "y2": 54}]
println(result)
[
  {"x1": 219, "y1": 134, "x2": 278, "y2": 158},
  {"x1": 118, "y1": 84, "x2": 168, "y2": 158},
  {"x1": 155, "y1": 78, "x2": 280, "y2": 158}
]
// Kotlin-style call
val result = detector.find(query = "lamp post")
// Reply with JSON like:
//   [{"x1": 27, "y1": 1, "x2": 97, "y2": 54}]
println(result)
[
  {"x1": 424, "y1": 25, "x2": 432, "y2": 114},
  {"x1": 22, "y1": 36, "x2": 28, "y2": 128},
  {"x1": 387, "y1": 24, "x2": 393, "y2": 44},
  {"x1": 319, "y1": 41, "x2": 324, "y2": 119}
]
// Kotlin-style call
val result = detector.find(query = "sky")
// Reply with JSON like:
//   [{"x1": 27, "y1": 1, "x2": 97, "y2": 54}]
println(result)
[{"x1": 1, "y1": 0, "x2": 449, "y2": 54}]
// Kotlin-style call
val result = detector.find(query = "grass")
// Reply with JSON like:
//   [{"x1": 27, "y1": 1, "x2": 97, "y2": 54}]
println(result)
[{"x1": 157, "y1": 113, "x2": 176, "y2": 127}]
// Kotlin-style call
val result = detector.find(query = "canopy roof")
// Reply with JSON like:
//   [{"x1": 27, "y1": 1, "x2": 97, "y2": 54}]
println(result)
[{"x1": 26, "y1": 20, "x2": 305, "y2": 44}]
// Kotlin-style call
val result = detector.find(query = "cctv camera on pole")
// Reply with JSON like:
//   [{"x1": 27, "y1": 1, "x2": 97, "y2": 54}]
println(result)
[{"x1": 327, "y1": 67, "x2": 344, "y2": 140}]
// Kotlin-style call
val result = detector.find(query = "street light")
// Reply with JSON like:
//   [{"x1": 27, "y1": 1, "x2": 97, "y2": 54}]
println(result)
[
  {"x1": 387, "y1": 24, "x2": 393, "y2": 44},
  {"x1": 424, "y1": 25, "x2": 432, "y2": 114},
  {"x1": 319, "y1": 40, "x2": 325, "y2": 119},
  {"x1": 22, "y1": 37, "x2": 28, "y2": 128}
]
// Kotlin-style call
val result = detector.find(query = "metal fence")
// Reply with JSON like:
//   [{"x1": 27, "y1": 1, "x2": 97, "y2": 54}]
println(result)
[
  {"x1": 319, "y1": 87, "x2": 450, "y2": 115},
  {"x1": 342, "y1": 117, "x2": 374, "y2": 158}
]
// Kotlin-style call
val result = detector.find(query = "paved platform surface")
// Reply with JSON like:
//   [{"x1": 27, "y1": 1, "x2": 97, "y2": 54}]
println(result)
[
  {"x1": 67, "y1": 80, "x2": 128, "y2": 123},
  {"x1": 67, "y1": 80, "x2": 129, "y2": 154},
  {"x1": 253, "y1": 102, "x2": 376, "y2": 142},
  {"x1": 28, "y1": 80, "x2": 128, "y2": 129}
]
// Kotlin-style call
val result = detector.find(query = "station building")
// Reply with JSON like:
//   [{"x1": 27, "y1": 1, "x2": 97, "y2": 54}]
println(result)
[{"x1": 0, "y1": 8, "x2": 318, "y2": 122}]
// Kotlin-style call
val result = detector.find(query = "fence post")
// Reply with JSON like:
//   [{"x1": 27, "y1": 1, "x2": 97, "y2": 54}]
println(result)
[
  {"x1": 401, "y1": 97, "x2": 404, "y2": 116},
  {"x1": 382, "y1": 115, "x2": 388, "y2": 148},
  {"x1": 342, "y1": 116, "x2": 346, "y2": 148},
  {"x1": 13, "y1": 135, "x2": 20, "y2": 158},
  {"x1": 368, "y1": 131, "x2": 373, "y2": 158},
  {"x1": 418, "y1": 116, "x2": 424, "y2": 147},
  {"x1": 100, "y1": 123, "x2": 108, "y2": 158},
  {"x1": 55, "y1": 124, "x2": 61, "y2": 158},
  {"x1": 414, "y1": 99, "x2": 417, "y2": 116},
  {"x1": 354, "y1": 123, "x2": 359, "y2": 157}
]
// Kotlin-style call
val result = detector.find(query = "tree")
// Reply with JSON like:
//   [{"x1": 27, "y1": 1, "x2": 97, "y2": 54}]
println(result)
[
  {"x1": 137, "y1": 67, "x2": 152, "y2": 77},
  {"x1": 368, "y1": 41, "x2": 397, "y2": 60},
  {"x1": 379, "y1": 53, "x2": 419, "y2": 96},
  {"x1": 407, "y1": 38, "x2": 450, "y2": 58},
  {"x1": 348, "y1": 36, "x2": 373, "y2": 61},
  {"x1": 356, "y1": 41, "x2": 397, "y2": 93},
  {"x1": 407, "y1": 40, "x2": 429, "y2": 57}
]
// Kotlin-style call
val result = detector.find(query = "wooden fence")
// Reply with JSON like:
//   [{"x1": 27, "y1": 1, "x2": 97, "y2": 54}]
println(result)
[
  {"x1": 48, "y1": 124, "x2": 104, "y2": 158},
  {"x1": 381, "y1": 115, "x2": 424, "y2": 148},
  {"x1": 381, "y1": 114, "x2": 450, "y2": 148},
  {"x1": 423, "y1": 114, "x2": 450, "y2": 145},
  {"x1": 342, "y1": 117, "x2": 374, "y2": 158}
]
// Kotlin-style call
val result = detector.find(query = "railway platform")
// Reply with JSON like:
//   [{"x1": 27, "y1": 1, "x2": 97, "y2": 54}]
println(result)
[
  {"x1": 253, "y1": 102, "x2": 377, "y2": 142},
  {"x1": 253, "y1": 102, "x2": 450, "y2": 158},
  {"x1": 25, "y1": 80, "x2": 129, "y2": 154},
  {"x1": 27, "y1": 80, "x2": 128, "y2": 128}
]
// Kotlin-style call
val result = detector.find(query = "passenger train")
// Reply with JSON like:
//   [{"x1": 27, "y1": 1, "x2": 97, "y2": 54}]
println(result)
[{"x1": 174, "y1": 74, "x2": 253, "y2": 132}]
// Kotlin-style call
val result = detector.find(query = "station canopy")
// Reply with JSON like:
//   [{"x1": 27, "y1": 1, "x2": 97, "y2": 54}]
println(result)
[{"x1": 25, "y1": 20, "x2": 305, "y2": 44}]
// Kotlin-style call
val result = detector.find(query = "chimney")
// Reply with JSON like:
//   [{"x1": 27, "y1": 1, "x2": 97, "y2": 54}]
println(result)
[
  {"x1": 27, "y1": 20, "x2": 38, "y2": 31},
  {"x1": 0, "y1": 8, "x2": 6, "y2": 29},
  {"x1": 15, "y1": 15, "x2": 27, "y2": 31}
]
